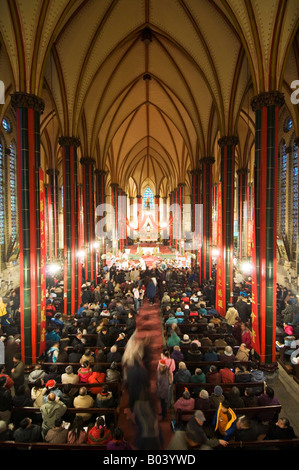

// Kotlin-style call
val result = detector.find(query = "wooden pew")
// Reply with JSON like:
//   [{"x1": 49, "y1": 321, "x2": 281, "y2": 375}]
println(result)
[
  {"x1": 11, "y1": 406, "x2": 119, "y2": 427},
  {"x1": 175, "y1": 404, "x2": 282, "y2": 427},
  {"x1": 174, "y1": 361, "x2": 258, "y2": 374},
  {"x1": 173, "y1": 382, "x2": 265, "y2": 400},
  {"x1": 0, "y1": 441, "x2": 107, "y2": 450}
]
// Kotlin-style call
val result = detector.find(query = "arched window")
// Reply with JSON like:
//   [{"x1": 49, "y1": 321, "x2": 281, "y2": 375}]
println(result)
[
  {"x1": 0, "y1": 118, "x2": 18, "y2": 266},
  {"x1": 292, "y1": 142, "x2": 298, "y2": 257},
  {"x1": 9, "y1": 141, "x2": 17, "y2": 241},
  {"x1": 0, "y1": 138, "x2": 5, "y2": 256},
  {"x1": 143, "y1": 187, "x2": 154, "y2": 210},
  {"x1": 280, "y1": 141, "x2": 287, "y2": 236}
]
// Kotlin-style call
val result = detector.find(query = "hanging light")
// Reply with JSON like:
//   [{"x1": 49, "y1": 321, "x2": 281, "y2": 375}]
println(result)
[
  {"x1": 46, "y1": 263, "x2": 61, "y2": 275},
  {"x1": 240, "y1": 260, "x2": 254, "y2": 275}
]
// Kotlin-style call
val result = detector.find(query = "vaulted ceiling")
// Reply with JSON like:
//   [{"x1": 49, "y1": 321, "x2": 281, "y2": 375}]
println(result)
[{"x1": 1, "y1": 0, "x2": 299, "y2": 197}]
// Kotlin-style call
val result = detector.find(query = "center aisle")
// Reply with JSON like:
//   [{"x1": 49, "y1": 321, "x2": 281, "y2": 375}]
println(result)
[{"x1": 118, "y1": 297, "x2": 173, "y2": 450}]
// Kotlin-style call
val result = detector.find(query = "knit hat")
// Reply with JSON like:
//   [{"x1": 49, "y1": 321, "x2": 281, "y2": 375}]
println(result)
[
  {"x1": 183, "y1": 334, "x2": 190, "y2": 341},
  {"x1": 46, "y1": 379, "x2": 56, "y2": 388},
  {"x1": 214, "y1": 385, "x2": 223, "y2": 396},
  {"x1": 194, "y1": 410, "x2": 206, "y2": 422},
  {"x1": 65, "y1": 366, "x2": 73, "y2": 374},
  {"x1": 224, "y1": 346, "x2": 233, "y2": 356},
  {"x1": 159, "y1": 359, "x2": 166, "y2": 366},
  {"x1": 199, "y1": 390, "x2": 209, "y2": 399}
]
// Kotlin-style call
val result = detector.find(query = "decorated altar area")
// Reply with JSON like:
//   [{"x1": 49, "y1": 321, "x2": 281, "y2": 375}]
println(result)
[{"x1": 102, "y1": 243, "x2": 194, "y2": 269}]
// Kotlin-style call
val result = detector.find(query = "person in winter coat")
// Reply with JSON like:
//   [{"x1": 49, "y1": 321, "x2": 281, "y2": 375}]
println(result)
[
  {"x1": 224, "y1": 386, "x2": 245, "y2": 408},
  {"x1": 11, "y1": 353, "x2": 25, "y2": 390},
  {"x1": 235, "y1": 343, "x2": 250, "y2": 362},
  {"x1": 225, "y1": 306, "x2": 239, "y2": 330},
  {"x1": 209, "y1": 385, "x2": 225, "y2": 409},
  {"x1": 167, "y1": 330, "x2": 181, "y2": 349},
  {"x1": 240, "y1": 322, "x2": 253, "y2": 349},
  {"x1": 44, "y1": 417, "x2": 68, "y2": 444},
  {"x1": 206, "y1": 365, "x2": 221, "y2": 385},
  {"x1": 243, "y1": 387, "x2": 258, "y2": 407},
  {"x1": 170, "y1": 345, "x2": 184, "y2": 365},
  {"x1": 77, "y1": 361, "x2": 93, "y2": 383},
  {"x1": 156, "y1": 359, "x2": 172, "y2": 420},
  {"x1": 194, "y1": 389, "x2": 211, "y2": 411},
  {"x1": 13, "y1": 417, "x2": 42, "y2": 443},
  {"x1": 40, "y1": 392, "x2": 67, "y2": 438},
  {"x1": 257, "y1": 385, "x2": 280, "y2": 423},
  {"x1": 212, "y1": 400, "x2": 237, "y2": 441},
  {"x1": 174, "y1": 362, "x2": 191, "y2": 384},
  {"x1": 88, "y1": 416, "x2": 112, "y2": 445},
  {"x1": 105, "y1": 361, "x2": 121, "y2": 383},
  {"x1": 106, "y1": 345, "x2": 122, "y2": 363},
  {"x1": 174, "y1": 389, "x2": 195, "y2": 415},
  {"x1": 266, "y1": 417, "x2": 297, "y2": 440},
  {"x1": 67, "y1": 416, "x2": 88, "y2": 444},
  {"x1": 95, "y1": 384, "x2": 115, "y2": 428},
  {"x1": 61, "y1": 365, "x2": 79, "y2": 387},
  {"x1": 184, "y1": 342, "x2": 202, "y2": 362},
  {"x1": 87, "y1": 363, "x2": 106, "y2": 395},
  {"x1": 95, "y1": 384, "x2": 115, "y2": 408},
  {"x1": 28, "y1": 364, "x2": 47, "y2": 385},
  {"x1": 190, "y1": 368, "x2": 206, "y2": 396},
  {"x1": 73, "y1": 386, "x2": 94, "y2": 423},
  {"x1": 219, "y1": 346, "x2": 236, "y2": 363},
  {"x1": 146, "y1": 279, "x2": 157, "y2": 304}
]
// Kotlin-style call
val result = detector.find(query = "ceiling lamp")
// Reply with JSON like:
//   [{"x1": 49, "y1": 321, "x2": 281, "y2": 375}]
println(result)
[{"x1": 141, "y1": 27, "x2": 152, "y2": 45}]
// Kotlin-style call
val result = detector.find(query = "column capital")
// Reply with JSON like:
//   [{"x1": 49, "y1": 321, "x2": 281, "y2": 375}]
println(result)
[
  {"x1": 190, "y1": 168, "x2": 201, "y2": 175},
  {"x1": 136, "y1": 194, "x2": 142, "y2": 199},
  {"x1": 236, "y1": 167, "x2": 249, "y2": 175},
  {"x1": 218, "y1": 135, "x2": 239, "y2": 148},
  {"x1": 58, "y1": 136, "x2": 81, "y2": 147},
  {"x1": 250, "y1": 90, "x2": 285, "y2": 112},
  {"x1": 154, "y1": 194, "x2": 160, "y2": 199},
  {"x1": 10, "y1": 92, "x2": 45, "y2": 114},
  {"x1": 110, "y1": 182, "x2": 119, "y2": 188},
  {"x1": 80, "y1": 156, "x2": 95, "y2": 166},
  {"x1": 95, "y1": 169, "x2": 107, "y2": 176},
  {"x1": 199, "y1": 156, "x2": 215, "y2": 165},
  {"x1": 294, "y1": 137, "x2": 299, "y2": 147},
  {"x1": 46, "y1": 168, "x2": 60, "y2": 176}
]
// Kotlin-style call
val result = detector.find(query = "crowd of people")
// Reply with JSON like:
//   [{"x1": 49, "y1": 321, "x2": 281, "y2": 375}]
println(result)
[{"x1": 0, "y1": 260, "x2": 298, "y2": 450}]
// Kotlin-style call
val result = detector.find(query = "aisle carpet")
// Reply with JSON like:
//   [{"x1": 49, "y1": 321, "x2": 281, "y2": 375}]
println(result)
[{"x1": 118, "y1": 297, "x2": 173, "y2": 450}]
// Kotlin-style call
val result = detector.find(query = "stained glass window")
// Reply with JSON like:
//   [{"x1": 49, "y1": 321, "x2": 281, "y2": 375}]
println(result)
[
  {"x1": 0, "y1": 140, "x2": 4, "y2": 247},
  {"x1": 2, "y1": 118, "x2": 11, "y2": 133},
  {"x1": 292, "y1": 143, "x2": 298, "y2": 254},
  {"x1": 280, "y1": 143, "x2": 287, "y2": 236},
  {"x1": 9, "y1": 142, "x2": 17, "y2": 241},
  {"x1": 143, "y1": 187, "x2": 154, "y2": 210},
  {"x1": 284, "y1": 117, "x2": 293, "y2": 132}
]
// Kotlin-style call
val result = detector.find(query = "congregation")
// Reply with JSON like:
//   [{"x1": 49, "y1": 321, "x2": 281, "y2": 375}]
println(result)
[{"x1": 0, "y1": 261, "x2": 298, "y2": 450}]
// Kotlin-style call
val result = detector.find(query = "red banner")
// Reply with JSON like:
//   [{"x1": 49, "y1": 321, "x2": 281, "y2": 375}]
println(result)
[
  {"x1": 216, "y1": 183, "x2": 225, "y2": 316},
  {"x1": 250, "y1": 190, "x2": 261, "y2": 356},
  {"x1": 39, "y1": 168, "x2": 47, "y2": 356}
]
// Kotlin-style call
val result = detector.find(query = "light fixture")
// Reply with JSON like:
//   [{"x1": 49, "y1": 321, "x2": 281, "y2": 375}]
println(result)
[
  {"x1": 141, "y1": 27, "x2": 152, "y2": 45},
  {"x1": 46, "y1": 263, "x2": 61, "y2": 275},
  {"x1": 240, "y1": 261, "x2": 253, "y2": 275}
]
